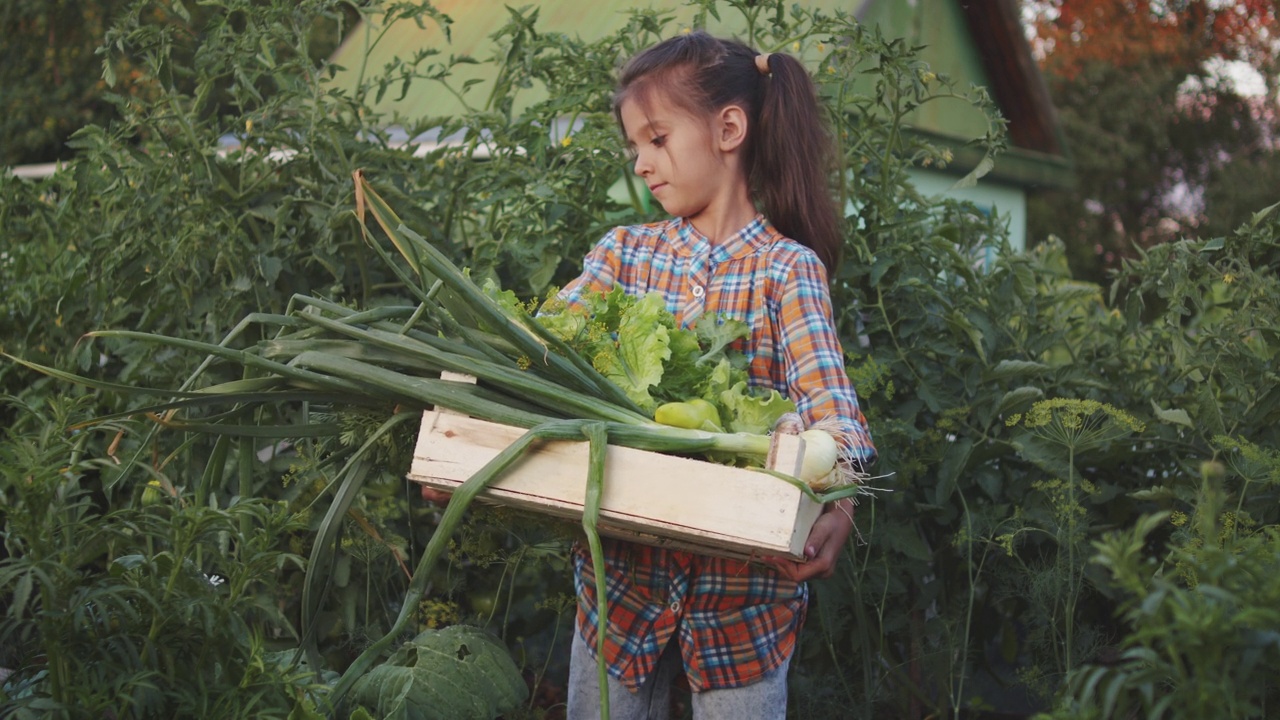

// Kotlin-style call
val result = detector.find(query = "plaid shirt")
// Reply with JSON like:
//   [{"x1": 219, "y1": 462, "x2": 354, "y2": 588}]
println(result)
[{"x1": 559, "y1": 216, "x2": 875, "y2": 692}]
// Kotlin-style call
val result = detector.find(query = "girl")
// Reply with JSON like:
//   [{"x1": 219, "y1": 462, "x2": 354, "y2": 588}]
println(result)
[{"x1": 560, "y1": 31, "x2": 876, "y2": 720}]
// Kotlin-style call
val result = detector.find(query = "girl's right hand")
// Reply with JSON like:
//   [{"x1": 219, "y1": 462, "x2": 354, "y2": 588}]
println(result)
[{"x1": 420, "y1": 487, "x2": 453, "y2": 506}]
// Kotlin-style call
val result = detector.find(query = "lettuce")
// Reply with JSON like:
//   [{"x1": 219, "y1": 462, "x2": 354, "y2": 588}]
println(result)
[
  {"x1": 719, "y1": 380, "x2": 795, "y2": 435},
  {"x1": 537, "y1": 288, "x2": 795, "y2": 429},
  {"x1": 592, "y1": 292, "x2": 673, "y2": 411}
]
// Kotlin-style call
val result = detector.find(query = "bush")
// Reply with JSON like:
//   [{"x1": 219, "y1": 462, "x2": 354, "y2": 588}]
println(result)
[{"x1": 3, "y1": 0, "x2": 1280, "y2": 717}]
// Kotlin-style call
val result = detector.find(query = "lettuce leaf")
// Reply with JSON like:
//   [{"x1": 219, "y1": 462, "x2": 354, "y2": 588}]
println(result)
[
  {"x1": 720, "y1": 380, "x2": 795, "y2": 435},
  {"x1": 695, "y1": 315, "x2": 750, "y2": 363},
  {"x1": 536, "y1": 309, "x2": 587, "y2": 344},
  {"x1": 652, "y1": 322, "x2": 704, "y2": 403},
  {"x1": 591, "y1": 292, "x2": 673, "y2": 411}
]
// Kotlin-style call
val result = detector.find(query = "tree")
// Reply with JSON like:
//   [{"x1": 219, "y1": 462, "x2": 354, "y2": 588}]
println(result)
[
  {"x1": 0, "y1": 0, "x2": 356, "y2": 166},
  {"x1": 1024, "y1": 0, "x2": 1279, "y2": 282},
  {"x1": 1, "y1": 0, "x2": 132, "y2": 165}
]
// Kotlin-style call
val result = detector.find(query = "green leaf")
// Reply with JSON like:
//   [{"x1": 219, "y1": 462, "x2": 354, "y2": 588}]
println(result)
[
  {"x1": 882, "y1": 523, "x2": 933, "y2": 562},
  {"x1": 1150, "y1": 401, "x2": 1193, "y2": 428},
  {"x1": 698, "y1": 357, "x2": 740, "y2": 404},
  {"x1": 591, "y1": 292, "x2": 672, "y2": 411},
  {"x1": 1010, "y1": 434, "x2": 1073, "y2": 481},
  {"x1": 997, "y1": 386, "x2": 1043, "y2": 414},
  {"x1": 946, "y1": 310, "x2": 986, "y2": 363},
  {"x1": 1129, "y1": 486, "x2": 1178, "y2": 502},
  {"x1": 949, "y1": 153, "x2": 994, "y2": 190},
  {"x1": 536, "y1": 309, "x2": 587, "y2": 344},
  {"x1": 934, "y1": 437, "x2": 973, "y2": 506},
  {"x1": 11, "y1": 571, "x2": 33, "y2": 619},
  {"x1": 719, "y1": 380, "x2": 795, "y2": 435},
  {"x1": 1249, "y1": 199, "x2": 1280, "y2": 228},
  {"x1": 348, "y1": 625, "x2": 527, "y2": 720},
  {"x1": 869, "y1": 254, "x2": 895, "y2": 286},
  {"x1": 987, "y1": 360, "x2": 1049, "y2": 381},
  {"x1": 693, "y1": 315, "x2": 750, "y2": 363},
  {"x1": 102, "y1": 56, "x2": 117, "y2": 87}
]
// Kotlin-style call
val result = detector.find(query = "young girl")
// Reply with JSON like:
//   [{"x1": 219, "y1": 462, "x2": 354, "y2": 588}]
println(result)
[{"x1": 559, "y1": 31, "x2": 876, "y2": 719}]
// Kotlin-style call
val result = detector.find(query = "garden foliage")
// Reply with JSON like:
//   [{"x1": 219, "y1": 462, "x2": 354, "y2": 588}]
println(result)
[{"x1": 2, "y1": 0, "x2": 1279, "y2": 718}]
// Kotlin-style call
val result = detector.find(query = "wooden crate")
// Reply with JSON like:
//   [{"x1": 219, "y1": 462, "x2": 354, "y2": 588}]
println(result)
[{"x1": 407, "y1": 410, "x2": 823, "y2": 561}]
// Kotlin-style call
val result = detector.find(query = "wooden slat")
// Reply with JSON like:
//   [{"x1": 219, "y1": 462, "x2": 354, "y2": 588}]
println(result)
[{"x1": 408, "y1": 411, "x2": 822, "y2": 560}]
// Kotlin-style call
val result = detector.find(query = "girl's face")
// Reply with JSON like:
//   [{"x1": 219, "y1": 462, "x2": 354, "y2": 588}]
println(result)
[{"x1": 619, "y1": 94, "x2": 743, "y2": 222}]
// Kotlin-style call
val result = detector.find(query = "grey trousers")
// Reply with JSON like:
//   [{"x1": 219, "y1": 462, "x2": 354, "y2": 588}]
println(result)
[{"x1": 565, "y1": 630, "x2": 790, "y2": 720}]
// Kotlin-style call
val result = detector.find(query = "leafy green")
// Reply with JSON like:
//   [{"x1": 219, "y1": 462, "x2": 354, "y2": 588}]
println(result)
[
  {"x1": 653, "y1": 320, "x2": 706, "y2": 402},
  {"x1": 347, "y1": 625, "x2": 527, "y2": 720},
  {"x1": 592, "y1": 292, "x2": 673, "y2": 411},
  {"x1": 535, "y1": 289, "x2": 794, "y2": 429},
  {"x1": 719, "y1": 380, "x2": 796, "y2": 435},
  {"x1": 695, "y1": 316, "x2": 751, "y2": 363}
]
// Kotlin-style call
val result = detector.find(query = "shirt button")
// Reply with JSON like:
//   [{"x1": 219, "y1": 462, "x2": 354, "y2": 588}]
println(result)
[
  {"x1": 669, "y1": 600, "x2": 681, "y2": 614},
  {"x1": 691, "y1": 285, "x2": 705, "y2": 298}
]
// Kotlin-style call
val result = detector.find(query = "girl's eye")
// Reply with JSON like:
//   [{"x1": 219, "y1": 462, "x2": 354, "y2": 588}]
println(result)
[{"x1": 651, "y1": 135, "x2": 667, "y2": 148}]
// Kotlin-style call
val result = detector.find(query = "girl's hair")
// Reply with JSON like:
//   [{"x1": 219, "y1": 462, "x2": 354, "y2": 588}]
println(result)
[{"x1": 614, "y1": 31, "x2": 842, "y2": 272}]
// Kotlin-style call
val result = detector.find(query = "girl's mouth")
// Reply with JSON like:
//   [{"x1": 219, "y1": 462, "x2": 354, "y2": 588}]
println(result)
[{"x1": 648, "y1": 183, "x2": 666, "y2": 193}]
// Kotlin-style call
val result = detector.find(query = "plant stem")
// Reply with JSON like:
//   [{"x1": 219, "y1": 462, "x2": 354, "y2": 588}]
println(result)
[
  {"x1": 1065, "y1": 442, "x2": 1077, "y2": 673},
  {"x1": 326, "y1": 419, "x2": 590, "y2": 710},
  {"x1": 581, "y1": 421, "x2": 611, "y2": 720}
]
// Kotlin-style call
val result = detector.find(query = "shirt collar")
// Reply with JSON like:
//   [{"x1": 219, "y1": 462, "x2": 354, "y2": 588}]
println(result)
[{"x1": 668, "y1": 215, "x2": 780, "y2": 263}]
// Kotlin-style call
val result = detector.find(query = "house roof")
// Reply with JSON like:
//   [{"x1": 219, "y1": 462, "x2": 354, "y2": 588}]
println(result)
[
  {"x1": 956, "y1": 0, "x2": 1066, "y2": 159},
  {"x1": 328, "y1": 0, "x2": 1070, "y2": 188}
]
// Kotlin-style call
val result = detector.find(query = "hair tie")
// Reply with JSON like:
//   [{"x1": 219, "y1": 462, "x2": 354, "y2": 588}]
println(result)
[{"x1": 755, "y1": 53, "x2": 772, "y2": 76}]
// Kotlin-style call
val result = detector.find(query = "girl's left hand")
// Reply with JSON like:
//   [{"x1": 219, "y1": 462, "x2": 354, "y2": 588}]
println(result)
[{"x1": 764, "y1": 501, "x2": 854, "y2": 582}]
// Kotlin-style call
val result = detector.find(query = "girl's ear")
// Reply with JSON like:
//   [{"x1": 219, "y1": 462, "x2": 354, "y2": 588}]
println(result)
[{"x1": 716, "y1": 105, "x2": 749, "y2": 153}]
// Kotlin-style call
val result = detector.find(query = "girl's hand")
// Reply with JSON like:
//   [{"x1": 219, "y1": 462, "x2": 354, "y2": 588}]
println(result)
[
  {"x1": 765, "y1": 500, "x2": 854, "y2": 582},
  {"x1": 420, "y1": 487, "x2": 453, "y2": 506}
]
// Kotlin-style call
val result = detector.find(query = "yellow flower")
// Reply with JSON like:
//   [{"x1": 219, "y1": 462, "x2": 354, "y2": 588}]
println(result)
[
  {"x1": 681, "y1": 27, "x2": 691, "y2": 34},
  {"x1": 818, "y1": 42, "x2": 826, "y2": 53},
  {"x1": 826, "y1": 65, "x2": 836, "y2": 74},
  {"x1": 1223, "y1": 273, "x2": 1235, "y2": 284},
  {"x1": 560, "y1": 136, "x2": 572, "y2": 147},
  {"x1": 792, "y1": 41, "x2": 801, "y2": 52},
  {"x1": 245, "y1": 119, "x2": 253, "y2": 134}
]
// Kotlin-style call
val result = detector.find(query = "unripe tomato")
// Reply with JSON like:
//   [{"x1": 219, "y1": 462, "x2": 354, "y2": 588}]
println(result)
[{"x1": 469, "y1": 590, "x2": 500, "y2": 616}]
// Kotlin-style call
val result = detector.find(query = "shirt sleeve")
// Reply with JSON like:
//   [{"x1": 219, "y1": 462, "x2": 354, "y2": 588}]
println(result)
[
  {"x1": 558, "y1": 228, "x2": 620, "y2": 307},
  {"x1": 777, "y1": 252, "x2": 877, "y2": 468}
]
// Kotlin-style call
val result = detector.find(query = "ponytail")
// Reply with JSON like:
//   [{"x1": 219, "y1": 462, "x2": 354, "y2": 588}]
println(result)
[
  {"x1": 615, "y1": 32, "x2": 843, "y2": 273},
  {"x1": 753, "y1": 53, "x2": 843, "y2": 273}
]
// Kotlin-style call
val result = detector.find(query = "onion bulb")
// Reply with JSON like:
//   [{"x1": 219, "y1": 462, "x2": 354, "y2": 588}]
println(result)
[{"x1": 798, "y1": 428, "x2": 841, "y2": 488}]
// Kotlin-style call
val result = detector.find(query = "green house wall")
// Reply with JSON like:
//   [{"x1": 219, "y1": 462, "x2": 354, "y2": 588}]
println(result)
[
  {"x1": 329, "y1": 0, "x2": 1060, "y2": 251},
  {"x1": 331, "y1": 0, "x2": 996, "y2": 144}
]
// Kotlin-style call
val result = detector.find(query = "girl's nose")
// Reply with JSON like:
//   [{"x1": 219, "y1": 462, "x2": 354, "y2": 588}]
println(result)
[{"x1": 632, "y1": 150, "x2": 652, "y2": 177}]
